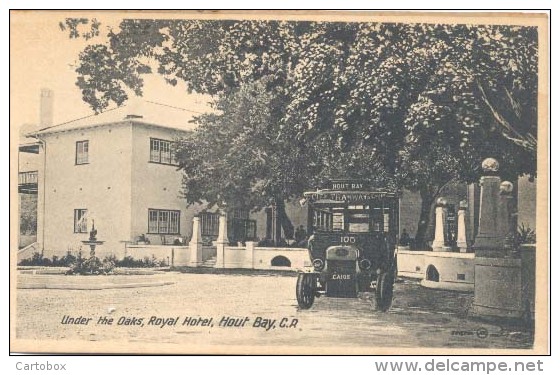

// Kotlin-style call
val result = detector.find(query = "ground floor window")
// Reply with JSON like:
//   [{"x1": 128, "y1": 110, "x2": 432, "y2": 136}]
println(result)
[
  {"x1": 200, "y1": 212, "x2": 220, "y2": 237},
  {"x1": 74, "y1": 209, "x2": 88, "y2": 233},
  {"x1": 148, "y1": 209, "x2": 180, "y2": 234},
  {"x1": 199, "y1": 211, "x2": 256, "y2": 242},
  {"x1": 230, "y1": 218, "x2": 257, "y2": 242}
]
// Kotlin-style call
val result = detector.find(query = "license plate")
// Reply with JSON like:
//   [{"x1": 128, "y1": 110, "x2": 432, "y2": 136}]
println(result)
[{"x1": 332, "y1": 274, "x2": 352, "y2": 280}]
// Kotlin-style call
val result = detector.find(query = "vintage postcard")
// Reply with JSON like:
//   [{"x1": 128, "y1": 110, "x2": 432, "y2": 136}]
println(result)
[{"x1": 10, "y1": 10, "x2": 549, "y2": 355}]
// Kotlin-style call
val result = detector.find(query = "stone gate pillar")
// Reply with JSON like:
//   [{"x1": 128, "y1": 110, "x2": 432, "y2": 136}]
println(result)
[
  {"x1": 456, "y1": 200, "x2": 469, "y2": 252},
  {"x1": 187, "y1": 216, "x2": 203, "y2": 267},
  {"x1": 473, "y1": 158, "x2": 504, "y2": 253},
  {"x1": 215, "y1": 214, "x2": 228, "y2": 268},
  {"x1": 471, "y1": 157, "x2": 534, "y2": 320},
  {"x1": 499, "y1": 181, "x2": 516, "y2": 253},
  {"x1": 432, "y1": 197, "x2": 450, "y2": 251}
]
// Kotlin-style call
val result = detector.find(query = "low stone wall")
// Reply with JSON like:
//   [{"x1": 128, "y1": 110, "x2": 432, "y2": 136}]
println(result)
[
  {"x1": 398, "y1": 250, "x2": 475, "y2": 292},
  {"x1": 201, "y1": 245, "x2": 216, "y2": 262},
  {"x1": 223, "y1": 247, "x2": 247, "y2": 269},
  {"x1": 125, "y1": 245, "x2": 189, "y2": 267},
  {"x1": 221, "y1": 242, "x2": 308, "y2": 271},
  {"x1": 253, "y1": 247, "x2": 308, "y2": 270},
  {"x1": 472, "y1": 245, "x2": 536, "y2": 319},
  {"x1": 396, "y1": 250, "x2": 426, "y2": 279}
]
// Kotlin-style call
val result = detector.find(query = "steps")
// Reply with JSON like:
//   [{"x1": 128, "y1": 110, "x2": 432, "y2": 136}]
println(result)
[
  {"x1": 200, "y1": 256, "x2": 217, "y2": 268},
  {"x1": 17, "y1": 242, "x2": 40, "y2": 263}
]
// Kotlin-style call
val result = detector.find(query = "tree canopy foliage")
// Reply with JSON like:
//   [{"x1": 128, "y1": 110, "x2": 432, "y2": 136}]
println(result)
[{"x1": 62, "y1": 18, "x2": 539, "y2": 244}]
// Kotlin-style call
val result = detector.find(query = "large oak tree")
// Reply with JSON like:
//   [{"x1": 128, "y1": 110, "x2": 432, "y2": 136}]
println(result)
[{"x1": 62, "y1": 18, "x2": 538, "y2": 245}]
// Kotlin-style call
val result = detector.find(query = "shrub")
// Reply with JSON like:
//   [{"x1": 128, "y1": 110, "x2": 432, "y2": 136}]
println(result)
[
  {"x1": 19, "y1": 251, "x2": 165, "y2": 270},
  {"x1": 18, "y1": 252, "x2": 51, "y2": 266},
  {"x1": 18, "y1": 252, "x2": 36, "y2": 266},
  {"x1": 19, "y1": 251, "x2": 81, "y2": 267},
  {"x1": 142, "y1": 255, "x2": 162, "y2": 268},
  {"x1": 59, "y1": 252, "x2": 77, "y2": 267},
  {"x1": 516, "y1": 223, "x2": 536, "y2": 245},
  {"x1": 114, "y1": 255, "x2": 166, "y2": 268},
  {"x1": 66, "y1": 254, "x2": 115, "y2": 275}
]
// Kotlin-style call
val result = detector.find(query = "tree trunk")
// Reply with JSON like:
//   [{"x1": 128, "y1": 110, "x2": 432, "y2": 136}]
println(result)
[
  {"x1": 414, "y1": 188, "x2": 437, "y2": 249},
  {"x1": 275, "y1": 198, "x2": 294, "y2": 243}
]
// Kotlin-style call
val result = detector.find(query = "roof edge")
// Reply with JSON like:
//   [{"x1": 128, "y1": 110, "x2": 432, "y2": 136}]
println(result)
[{"x1": 28, "y1": 119, "x2": 195, "y2": 137}]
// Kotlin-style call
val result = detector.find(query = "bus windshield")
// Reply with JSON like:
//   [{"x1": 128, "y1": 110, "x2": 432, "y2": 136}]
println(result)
[{"x1": 311, "y1": 203, "x2": 392, "y2": 234}]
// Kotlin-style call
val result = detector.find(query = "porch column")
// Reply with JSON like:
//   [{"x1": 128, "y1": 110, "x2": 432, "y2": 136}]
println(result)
[
  {"x1": 215, "y1": 214, "x2": 228, "y2": 268},
  {"x1": 187, "y1": 216, "x2": 203, "y2": 267}
]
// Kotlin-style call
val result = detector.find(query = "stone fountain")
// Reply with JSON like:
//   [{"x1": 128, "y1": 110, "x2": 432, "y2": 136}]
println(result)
[{"x1": 81, "y1": 220, "x2": 105, "y2": 258}]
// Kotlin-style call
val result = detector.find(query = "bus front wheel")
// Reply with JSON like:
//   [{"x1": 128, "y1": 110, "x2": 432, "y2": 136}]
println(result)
[
  {"x1": 296, "y1": 273, "x2": 316, "y2": 309},
  {"x1": 375, "y1": 271, "x2": 395, "y2": 312}
]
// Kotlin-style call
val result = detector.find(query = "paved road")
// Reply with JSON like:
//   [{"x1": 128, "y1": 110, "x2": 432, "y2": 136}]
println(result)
[{"x1": 15, "y1": 272, "x2": 534, "y2": 353}]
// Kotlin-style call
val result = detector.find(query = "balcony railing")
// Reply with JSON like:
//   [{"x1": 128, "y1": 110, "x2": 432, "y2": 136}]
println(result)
[
  {"x1": 18, "y1": 171, "x2": 38, "y2": 193},
  {"x1": 19, "y1": 171, "x2": 38, "y2": 185}
]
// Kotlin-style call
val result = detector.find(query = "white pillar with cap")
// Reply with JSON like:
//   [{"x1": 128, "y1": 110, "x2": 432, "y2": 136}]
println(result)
[
  {"x1": 456, "y1": 200, "x2": 469, "y2": 252},
  {"x1": 432, "y1": 197, "x2": 448, "y2": 251},
  {"x1": 215, "y1": 213, "x2": 228, "y2": 268},
  {"x1": 187, "y1": 216, "x2": 203, "y2": 267}
]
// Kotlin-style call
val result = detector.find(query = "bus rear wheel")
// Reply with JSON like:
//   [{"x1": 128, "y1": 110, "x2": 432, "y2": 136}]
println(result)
[
  {"x1": 375, "y1": 271, "x2": 394, "y2": 312},
  {"x1": 296, "y1": 273, "x2": 316, "y2": 309}
]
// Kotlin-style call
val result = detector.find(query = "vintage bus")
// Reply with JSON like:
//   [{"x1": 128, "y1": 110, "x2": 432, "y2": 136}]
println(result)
[{"x1": 296, "y1": 180, "x2": 399, "y2": 311}]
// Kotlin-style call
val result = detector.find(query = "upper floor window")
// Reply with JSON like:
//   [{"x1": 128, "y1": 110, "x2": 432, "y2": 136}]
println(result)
[
  {"x1": 150, "y1": 138, "x2": 177, "y2": 165},
  {"x1": 74, "y1": 209, "x2": 88, "y2": 233},
  {"x1": 76, "y1": 140, "x2": 89, "y2": 165}
]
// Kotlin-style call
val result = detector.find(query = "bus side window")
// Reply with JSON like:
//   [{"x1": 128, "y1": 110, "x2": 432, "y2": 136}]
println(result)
[
  {"x1": 383, "y1": 212, "x2": 390, "y2": 232},
  {"x1": 371, "y1": 207, "x2": 383, "y2": 232},
  {"x1": 314, "y1": 209, "x2": 335, "y2": 231},
  {"x1": 332, "y1": 212, "x2": 344, "y2": 231}
]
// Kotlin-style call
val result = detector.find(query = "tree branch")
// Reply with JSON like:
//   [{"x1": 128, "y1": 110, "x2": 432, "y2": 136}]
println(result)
[
  {"x1": 504, "y1": 87, "x2": 522, "y2": 119},
  {"x1": 476, "y1": 80, "x2": 537, "y2": 152}
]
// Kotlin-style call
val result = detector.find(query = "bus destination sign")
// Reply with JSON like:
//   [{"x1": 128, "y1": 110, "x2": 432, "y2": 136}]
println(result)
[{"x1": 329, "y1": 180, "x2": 368, "y2": 191}]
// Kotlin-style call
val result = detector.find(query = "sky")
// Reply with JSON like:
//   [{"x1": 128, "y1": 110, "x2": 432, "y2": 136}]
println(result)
[{"x1": 10, "y1": 11, "x2": 212, "y2": 134}]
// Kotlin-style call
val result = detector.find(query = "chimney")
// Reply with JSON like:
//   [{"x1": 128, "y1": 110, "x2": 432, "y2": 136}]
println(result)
[{"x1": 40, "y1": 88, "x2": 53, "y2": 127}]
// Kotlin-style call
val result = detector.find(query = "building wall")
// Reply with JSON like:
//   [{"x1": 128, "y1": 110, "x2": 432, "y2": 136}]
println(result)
[
  {"x1": 18, "y1": 149, "x2": 41, "y2": 173},
  {"x1": 517, "y1": 175, "x2": 536, "y2": 231},
  {"x1": 40, "y1": 123, "x2": 133, "y2": 258},
  {"x1": 130, "y1": 124, "x2": 204, "y2": 248}
]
